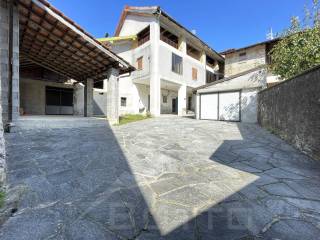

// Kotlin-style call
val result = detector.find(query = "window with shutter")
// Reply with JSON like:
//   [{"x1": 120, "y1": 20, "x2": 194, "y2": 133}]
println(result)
[
  {"x1": 192, "y1": 68, "x2": 198, "y2": 80},
  {"x1": 137, "y1": 57, "x2": 143, "y2": 70}
]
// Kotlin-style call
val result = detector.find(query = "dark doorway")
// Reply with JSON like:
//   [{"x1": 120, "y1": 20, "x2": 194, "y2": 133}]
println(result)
[
  {"x1": 45, "y1": 86, "x2": 73, "y2": 115},
  {"x1": 172, "y1": 98, "x2": 178, "y2": 114},
  {"x1": 188, "y1": 96, "x2": 192, "y2": 111}
]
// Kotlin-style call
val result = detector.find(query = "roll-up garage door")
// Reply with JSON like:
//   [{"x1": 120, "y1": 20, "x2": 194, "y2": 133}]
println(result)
[
  {"x1": 200, "y1": 91, "x2": 240, "y2": 121},
  {"x1": 200, "y1": 93, "x2": 218, "y2": 120}
]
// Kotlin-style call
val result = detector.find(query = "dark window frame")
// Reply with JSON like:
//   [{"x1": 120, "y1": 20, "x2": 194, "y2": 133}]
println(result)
[
  {"x1": 172, "y1": 53, "x2": 183, "y2": 75},
  {"x1": 136, "y1": 56, "x2": 143, "y2": 70},
  {"x1": 121, "y1": 97, "x2": 127, "y2": 107},
  {"x1": 163, "y1": 95, "x2": 167, "y2": 103}
]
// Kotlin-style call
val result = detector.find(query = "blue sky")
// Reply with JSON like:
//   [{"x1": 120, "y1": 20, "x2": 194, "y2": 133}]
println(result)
[{"x1": 49, "y1": 0, "x2": 309, "y2": 52}]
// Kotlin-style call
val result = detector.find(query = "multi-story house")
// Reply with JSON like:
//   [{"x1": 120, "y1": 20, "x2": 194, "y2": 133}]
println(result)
[
  {"x1": 98, "y1": 6, "x2": 224, "y2": 116},
  {"x1": 220, "y1": 38, "x2": 281, "y2": 87}
]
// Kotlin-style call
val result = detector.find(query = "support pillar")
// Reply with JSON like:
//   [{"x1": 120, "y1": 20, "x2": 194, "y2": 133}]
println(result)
[
  {"x1": 83, "y1": 78, "x2": 93, "y2": 117},
  {"x1": 149, "y1": 20, "x2": 161, "y2": 116},
  {"x1": 196, "y1": 93, "x2": 200, "y2": 120},
  {"x1": 0, "y1": 0, "x2": 19, "y2": 127},
  {"x1": 106, "y1": 67, "x2": 119, "y2": 125},
  {"x1": 178, "y1": 84, "x2": 187, "y2": 116}
]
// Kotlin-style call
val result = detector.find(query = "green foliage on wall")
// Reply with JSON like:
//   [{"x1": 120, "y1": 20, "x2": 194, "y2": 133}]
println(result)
[{"x1": 270, "y1": 0, "x2": 320, "y2": 79}]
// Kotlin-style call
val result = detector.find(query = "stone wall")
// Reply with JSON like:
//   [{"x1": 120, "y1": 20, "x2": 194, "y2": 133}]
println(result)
[{"x1": 258, "y1": 65, "x2": 320, "y2": 160}]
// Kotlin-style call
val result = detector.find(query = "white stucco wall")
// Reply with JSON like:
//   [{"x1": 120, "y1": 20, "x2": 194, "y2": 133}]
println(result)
[
  {"x1": 119, "y1": 15, "x2": 154, "y2": 37},
  {"x1": 241, "y1": 89, "x2": 259, "y2": 123}
]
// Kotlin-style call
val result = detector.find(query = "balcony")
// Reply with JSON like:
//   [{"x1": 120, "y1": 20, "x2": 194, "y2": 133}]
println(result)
[
  {"x1": 137, "y1": 26, "x2": 150, "y2": 47},
  {"x1": 187, "y1": 44, "x2": 201, "y2": 61},
  {"x1": 160, "y1": 27, "x2": 179, "y2": 49}
]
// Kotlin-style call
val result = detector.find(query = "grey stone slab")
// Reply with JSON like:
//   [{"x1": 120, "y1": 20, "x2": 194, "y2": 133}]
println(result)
[
  {"x1": 158, "y1": 185, "x2": 210, "y2": 208},
  {"x1": 4, "y1": 116, "x2": 320, "y2": 240},
  {"x1": 264, "y1": 168, "x2": 305, "y2": 180},
  {"x1": 262, "y1": 183, "x2": 301, "y2": 198}
]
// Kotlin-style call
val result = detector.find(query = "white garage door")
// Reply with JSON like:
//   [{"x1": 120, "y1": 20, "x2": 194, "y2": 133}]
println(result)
[
  {"x1": 200, "y1": 93, "x2": 218, "y2": 120},
  {"x1": 200, "y1": 91, "x2": 240, "y2": 121},
  {"x1": 219, "y1": 92, "x2": 240, "y2": 121}
]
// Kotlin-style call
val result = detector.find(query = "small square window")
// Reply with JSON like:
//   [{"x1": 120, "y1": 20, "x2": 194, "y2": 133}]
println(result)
[
  {"x1": 121, "y1": 97, "x2": 127, "y2": 107},
  {"x1": 163, "y1": 96, "x2": 167, "y2": 103}
]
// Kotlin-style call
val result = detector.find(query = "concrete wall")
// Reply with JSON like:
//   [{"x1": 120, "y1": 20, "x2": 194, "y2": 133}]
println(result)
[
  {"x1": 20, "y1": 79, "x2": 83, "y2": 116},
  {"x1": 258, "y1": 66, "x2": 320, "y2": 160},
  {"x1": 225, "y1": 45, "x2": 266, "y2": 77}
]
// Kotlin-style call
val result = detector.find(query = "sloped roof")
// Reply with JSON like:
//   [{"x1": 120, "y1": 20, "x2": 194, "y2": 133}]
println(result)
[
  {"x1": 19, "y1": 0, "x2": 135, "y2": 82},
  {"x1": 220, "y1": 38, "x2": 281, "y2": 55}
]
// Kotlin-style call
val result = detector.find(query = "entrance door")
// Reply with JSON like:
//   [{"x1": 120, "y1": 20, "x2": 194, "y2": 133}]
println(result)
[
  {"x1": 172, "y1": 98, "x2": 177, "y2": 114},
  {"x1": 46, "y1": 87, "x2": 73, "y2": 115}
]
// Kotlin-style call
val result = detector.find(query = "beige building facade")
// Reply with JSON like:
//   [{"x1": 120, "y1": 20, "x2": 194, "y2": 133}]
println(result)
[{"x1": 221, "y1": 39, "x2": 281, "y2": 86}]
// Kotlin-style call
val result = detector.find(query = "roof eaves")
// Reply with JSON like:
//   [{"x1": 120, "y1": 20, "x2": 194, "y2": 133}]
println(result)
[
  {"x1": 220, "y1": 38, "x2": 281, "y2": 55},
  {"x1": 158, "y1": 9, "x2": 224, "y2": 62},
  {"x1": 97, "y1": 35, "x2": 137, "y2": 43},
  {"x1": 34, "y1": 0, "x2": 134, "y2": 73}
]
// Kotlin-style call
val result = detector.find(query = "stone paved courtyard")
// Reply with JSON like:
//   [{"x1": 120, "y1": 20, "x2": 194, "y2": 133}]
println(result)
[{"x1": 1, "y1": 116, "x2": 320, "y2": 239}]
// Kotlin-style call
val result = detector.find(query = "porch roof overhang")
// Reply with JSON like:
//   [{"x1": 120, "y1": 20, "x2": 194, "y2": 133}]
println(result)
[{"x1": 18, "y1": 0, "x2": 135, "y2": 82}]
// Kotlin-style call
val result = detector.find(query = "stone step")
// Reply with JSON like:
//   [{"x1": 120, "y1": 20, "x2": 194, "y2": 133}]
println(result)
[{"x1": 11, "y1": 116, "x2": 108, "y2": 131}]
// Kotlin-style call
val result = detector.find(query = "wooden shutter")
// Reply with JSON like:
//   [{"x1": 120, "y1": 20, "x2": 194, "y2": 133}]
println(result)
[
  {"x1": 192, "y1": 68, "x2": 197, "y2": 80},
  {"x1": 137, "y1": 57, "x2": 143, "y2": 70}
]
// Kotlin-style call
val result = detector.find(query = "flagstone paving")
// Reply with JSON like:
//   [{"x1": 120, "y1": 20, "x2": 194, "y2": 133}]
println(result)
[{"x1": 1, "y1": 116, "x2": 320, "y2": 239}]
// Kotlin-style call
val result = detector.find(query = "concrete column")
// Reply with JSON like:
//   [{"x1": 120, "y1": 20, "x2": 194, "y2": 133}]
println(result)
[
  {"x1": 0, "y1": 0, "x2": 19, "y2": 126},
  {"x1": 196, "y1": 93, "x2": 200, "y2": 120},
  {"x1": 178, "y1": 84, "x2": 187, "y2": 116},
  {"x1": 178, "y1": 36, "x2": 187, "y2": 55},
  {"x1": 84, "y1": 78, "x2": 93, "y2": 117},
  {"x1": 149, "y1": 20, "x2": 161, "y2": 116},
  {"x1": 106, "y1": 67, "x2": 119, "y2": 125}
]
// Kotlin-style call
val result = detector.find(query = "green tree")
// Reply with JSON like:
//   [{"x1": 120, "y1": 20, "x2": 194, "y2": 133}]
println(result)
[{"x1": 270, "y1": 0, "x2": 320, "y2": 79}]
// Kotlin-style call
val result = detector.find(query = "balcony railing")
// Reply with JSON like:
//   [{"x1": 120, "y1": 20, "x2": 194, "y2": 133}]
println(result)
[
  {"x1": 138, "y1": 35, "x2": 150, "y2": 47},
  {"x1": 160, "y1": 35, "x2": 178, "y2": 49},
  {"x1": 187, "y1": 51, "x2": 201, "y2": 61}
]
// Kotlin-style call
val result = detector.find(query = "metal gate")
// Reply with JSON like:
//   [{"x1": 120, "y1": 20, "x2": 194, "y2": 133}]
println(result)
[{"x1": 45, "y1": 86, "x2": 74, "y2": 115}]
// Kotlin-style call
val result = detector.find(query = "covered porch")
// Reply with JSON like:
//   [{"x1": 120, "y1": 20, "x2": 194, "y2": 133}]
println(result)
[{"x1": 0, "y1": 0, "x2": 134, "y2": 127}]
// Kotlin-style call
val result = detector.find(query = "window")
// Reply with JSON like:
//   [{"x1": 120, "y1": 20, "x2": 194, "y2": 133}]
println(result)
[
  {"x1": 163, "y1": 95, "x2": 167, "y2": 103},
  {"x1": 94, "y1": 81, "x2": 104, "y2": 89},
  {"x1": 192, "y1": 68, "x2": 198, "y2": 80},
  {"x1": 121, "y1": 97, "x2": 127, "y2": 107},
  {"x1": 172, "y1": 53, "x2": 183, "y2": 75},
  {"x1": 239, "y1": 52, "x2": 247, "y2": 61},
  {"x1": 136, "y1": 56, "x2": 143, "y2": 70}
]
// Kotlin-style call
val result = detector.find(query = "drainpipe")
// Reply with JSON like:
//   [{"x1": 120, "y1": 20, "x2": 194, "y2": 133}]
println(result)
[{"x1": 6, "y1": 0, "x2": 14, "y2": 131}]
